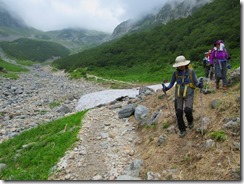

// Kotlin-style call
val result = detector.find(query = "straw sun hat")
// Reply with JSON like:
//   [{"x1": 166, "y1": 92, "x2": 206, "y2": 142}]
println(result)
[{"x1": 173, "y1": 55, "x2": 191, "y2": 68}]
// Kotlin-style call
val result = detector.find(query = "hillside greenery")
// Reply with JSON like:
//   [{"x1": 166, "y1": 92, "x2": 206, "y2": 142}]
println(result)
[
  {"x1": 0, "y1": 111, "x2": 87, "y2": 180},
  {"x1": 0, "y1": 38, "x2": 70, "y2": 62},
  {"x1": 52, "y1": 0, "x2": 240, "y2": 84},
  {"x1": 0, "y1": 58, "x2": 28, "y2": 79}
]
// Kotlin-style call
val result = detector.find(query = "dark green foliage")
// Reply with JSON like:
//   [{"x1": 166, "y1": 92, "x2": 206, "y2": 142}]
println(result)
[
  {"x1": 52, "y1": 0, "x2": 240, "y2": 83},
  {"x1": 0, "y1": 38, "x2": 70, "y2": 62}
]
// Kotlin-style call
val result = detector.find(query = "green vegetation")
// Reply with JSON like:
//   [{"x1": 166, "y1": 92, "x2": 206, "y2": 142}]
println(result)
[
  {"x1": 210, "y1": 130, "x2": 227, "y2": 141},
  {"x1": 52, "y1": 0, "x2": 240, "y2": 84},
  {"x1": 16, "y1": 60, "x2": 35, "y2": 66},
  {"x1": 69, "y1": 68, "x2": 87, "y2": 79},
  {"x1": 144, "y1": 124, "x2": 157, "y2": 130},
  {"x1": 0, "y1": 38, "x2": 70, "y2": 62},
  {"x1": 0, "y1": 58, "x2": 28, "y2": 79},
  {"x1": 0, "y1": 111, "x2": 87, "y2": 180},
  {"x1": 49, "y1": 101, "x2": 61, "y2": 109},
  {"x1": 162, "y1": 122, "x2": 169, "y2": 129}
]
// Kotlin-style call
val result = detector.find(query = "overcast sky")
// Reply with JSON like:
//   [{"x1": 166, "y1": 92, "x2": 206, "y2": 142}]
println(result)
[{"x1": 1, "y1": 0, "x2": 169, "y2": 33}]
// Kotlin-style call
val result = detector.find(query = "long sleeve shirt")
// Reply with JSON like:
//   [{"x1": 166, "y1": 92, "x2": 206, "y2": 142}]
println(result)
[
  {"x1": 167, "y1": 69, "x2": 200, "y2": 90},
  {"x1": 209, "y1": 49, "x2": 229, "y2": 64}
]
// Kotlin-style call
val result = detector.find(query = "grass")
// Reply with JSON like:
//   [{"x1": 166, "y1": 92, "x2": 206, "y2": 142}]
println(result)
[
  {"x1": 66, "y1": 61, "x2": 207, "y2": 85},
  {"x1": 17, "y1": 60, "x2": 35, "y2": 66},
  {"x1": 0, "y1": 59, "x2": 28, "y2": 79},
  {"x1": 0, "y1": 59, "x2": 28, "y2": 72},
  {"x1": 69, "y1": 68, "x2": 87, "y2": 79},
  {"x1": 93, "y1": 65, "x2": 167, "y2": 84},
  {"x1": 0, "y1": 110, "x2": 87, "y2": 180},
  {"x1": 210, "y1": 130, "x2": 227, "y2": 142}
]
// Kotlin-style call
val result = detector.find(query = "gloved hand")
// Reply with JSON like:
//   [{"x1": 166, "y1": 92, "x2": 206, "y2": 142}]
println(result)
[
  {"x1": 198, "y1": 78, "x2": 203, "y2": 89},
  {"x1": 197, "y1": 82, "x2": 203, "y2": 89},
  {"x1": 162, "y1": 84, "x2": 169, "y2": 93},
  {"x1": 162, "y1": 86, "x2": 169, "y2": 92},
  {"x1": 227, "y1": 63, "x2": 231, "y2": 69}
]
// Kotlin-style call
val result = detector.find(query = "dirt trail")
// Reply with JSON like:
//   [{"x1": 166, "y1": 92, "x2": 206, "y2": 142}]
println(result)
[{"x1": 49, "y1": 103, "x2": 141, "y2": 180}]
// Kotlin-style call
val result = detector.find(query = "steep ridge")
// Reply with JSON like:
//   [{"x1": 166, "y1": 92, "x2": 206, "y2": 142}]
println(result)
[{"x1": 111, "y1": 0, "x2": 213, "y2": 39}]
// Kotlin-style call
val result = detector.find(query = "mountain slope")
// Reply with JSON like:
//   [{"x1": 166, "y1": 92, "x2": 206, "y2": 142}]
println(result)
[
  {"x1": 0, "y1": 38, "x2": 70, "y2": 62},
  {"x1": 0, "y1": 2, "x2": 110, "y2": 53},
  {"x1": 0, "y1": 1, "x2": 37, "y2": 41},
  {"x1": 0, "y1": 2, "x2": 26, "y2": 28},
  {"x1": 111, "y1": 0, "x2": 213, "y2": 39},
  {"x1": 52, "y1": 0, "x2": 240, "y2": 83},
  {"x1": 44, "y1": 28, "x2": 110, "y2": 54}
]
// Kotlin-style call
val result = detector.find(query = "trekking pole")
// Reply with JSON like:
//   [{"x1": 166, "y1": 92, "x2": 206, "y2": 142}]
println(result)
[
  {"x1": 162, "y1": 83, "x2": 177, "y2": 133},
  {"x1": 218, "y1": 60, "x2": 222, "y2": 70},
  {"x1": 162, "y1": 83, "x2": 174, "y2": 117},
  {"x1": 199, "y1": 78, "x2": 204, "y2": 136},
  {"x1": 205, "y1": 66, "x2": 213, "y2": 92},
  {"x1": 209, "y1": 66, "x2": 213, "y2": 80}
]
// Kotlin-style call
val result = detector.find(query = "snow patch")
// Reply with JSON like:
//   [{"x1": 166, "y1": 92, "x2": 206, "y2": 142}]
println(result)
[{"x1": 75, "y1": 84, "x2": 165, "y2": 111}]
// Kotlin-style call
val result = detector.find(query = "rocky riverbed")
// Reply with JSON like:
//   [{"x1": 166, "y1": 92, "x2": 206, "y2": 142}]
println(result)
[{"x1": 0, "y1": 65, "x2": 107, "y2": 143}]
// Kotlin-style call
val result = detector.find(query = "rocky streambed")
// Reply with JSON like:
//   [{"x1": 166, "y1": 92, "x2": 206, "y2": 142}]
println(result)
[{"x1": 0, "y1": 65, "x2": 107, "y2": 143}]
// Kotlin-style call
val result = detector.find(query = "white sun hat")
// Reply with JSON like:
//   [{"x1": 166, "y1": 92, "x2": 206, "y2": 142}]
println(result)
[{"x1": 173, "y1": 55, "x2": 191, "y2": 68}]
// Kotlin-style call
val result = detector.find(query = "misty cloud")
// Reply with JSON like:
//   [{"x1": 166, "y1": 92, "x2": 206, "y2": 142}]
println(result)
[{"x1": 1, "y1": 0, "x2": 166, "y2": 33}]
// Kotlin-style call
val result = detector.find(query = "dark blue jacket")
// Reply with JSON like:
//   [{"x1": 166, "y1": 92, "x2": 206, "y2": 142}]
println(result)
[{"x1": 167, "y1": 69, "x2": 200, "y2": 89}]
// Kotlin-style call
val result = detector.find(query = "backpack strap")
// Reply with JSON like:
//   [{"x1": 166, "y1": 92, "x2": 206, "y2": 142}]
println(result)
[{"x1": 175, "y1": 69, "x2": 195, "y2": 89}]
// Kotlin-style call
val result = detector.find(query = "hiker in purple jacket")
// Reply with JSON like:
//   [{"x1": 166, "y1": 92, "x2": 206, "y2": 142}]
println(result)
[{"x1": 209, "y1": 40, "x2": 229, "y2": 89}]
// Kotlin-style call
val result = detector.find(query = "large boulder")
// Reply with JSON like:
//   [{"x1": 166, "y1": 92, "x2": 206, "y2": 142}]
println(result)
[
  {"x1": 134, "y1": 105, "x2": 149, "y2": 125},
  {"x1": 229, "y1": 67, "x2": 240, "y2": 85},
  {"x1": 139, "y1": 86, "x2": 155, "y2": 96},
  {"x1": 118, "y1": 104, "x2": 137, "y2": 118}
]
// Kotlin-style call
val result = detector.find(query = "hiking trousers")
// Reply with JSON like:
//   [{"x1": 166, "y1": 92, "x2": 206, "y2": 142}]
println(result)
[
  {"x1": 214, "y1": 60, "x2": 228, "y2": 86},
  {"x1": 175, "y1": 85, "x2": 194, "y2": 131},
  {"x1": 205, "y1": 66, "x2": 214, "y2": 80}
]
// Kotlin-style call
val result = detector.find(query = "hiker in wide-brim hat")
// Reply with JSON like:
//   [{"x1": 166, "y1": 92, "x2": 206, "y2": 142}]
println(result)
[
  {"x1": 173, "y1": 55, "x2": 191, "y2": 68},
  {"x1": 162, "y1": 55, "x2": 203, "y2": 138}
]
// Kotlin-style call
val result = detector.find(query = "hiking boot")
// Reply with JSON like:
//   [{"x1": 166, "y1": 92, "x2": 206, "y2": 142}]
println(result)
[
  {"x1": 188, "y1": 122, "x2": 194, "y2": 129},
  {"x1": 179, "y1": 130, "x2": 186, "y2": 138},
  {"x1": 223, "y1": 86, "x2": 228, "y2": 90},
  {"x1": 216, "y1": 83, "x2": 219, "y2": 89}
]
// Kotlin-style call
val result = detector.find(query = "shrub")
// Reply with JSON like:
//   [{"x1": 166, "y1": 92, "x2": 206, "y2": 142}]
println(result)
[{"x1": 210, "y1": 130, "x2": 227, "y2": 142}]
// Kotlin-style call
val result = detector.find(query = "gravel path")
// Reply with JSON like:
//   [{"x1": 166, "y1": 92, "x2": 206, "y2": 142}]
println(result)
[{"x1": 49, "y1": 105, "x2": 142, "y2": 180}]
